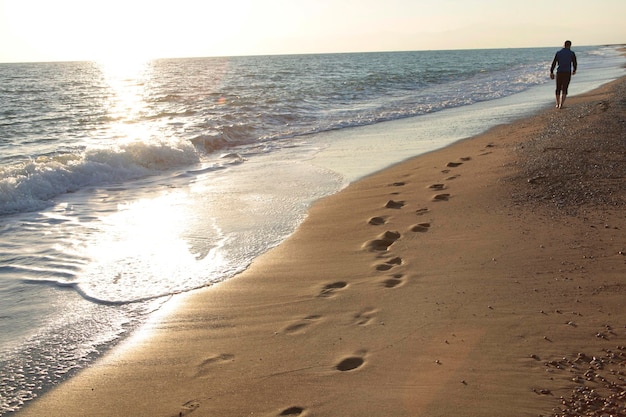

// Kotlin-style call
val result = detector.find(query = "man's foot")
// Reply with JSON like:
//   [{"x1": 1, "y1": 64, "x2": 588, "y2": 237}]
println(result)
[{"x1": 555, "y1": 94, "x2": 566, "y2": 109}]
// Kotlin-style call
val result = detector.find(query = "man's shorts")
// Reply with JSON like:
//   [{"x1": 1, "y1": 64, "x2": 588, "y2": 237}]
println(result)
[{"x1": 556, "y1": 72, "x2": 572, "y2": 95}]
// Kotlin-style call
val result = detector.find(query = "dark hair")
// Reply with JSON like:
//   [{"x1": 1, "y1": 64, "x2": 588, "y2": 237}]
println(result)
[{"x1": 564, "y1": 40, "x2": 572, "y2": 47}]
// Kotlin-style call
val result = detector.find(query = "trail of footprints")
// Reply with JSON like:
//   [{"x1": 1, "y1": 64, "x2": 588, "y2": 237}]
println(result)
[
  {"x1": 366, "y1": 157, "x2": 469, "y2": 288},
  {"x1": 182, "y1": 156, "x2": 473, "y2": 417},
  {"x1": 274, "y1": 157, "x2": 470, "y2": 416}
]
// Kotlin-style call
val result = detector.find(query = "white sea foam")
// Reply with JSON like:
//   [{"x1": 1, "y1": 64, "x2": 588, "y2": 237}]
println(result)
[{"x1": 0, "y1": 138, "x2": 200, "y2": 215}]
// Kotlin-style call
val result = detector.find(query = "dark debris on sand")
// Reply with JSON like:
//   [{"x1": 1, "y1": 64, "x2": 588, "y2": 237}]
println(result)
[
  {"x1": 507, "y1": 77, "x2": 626, "y2": 416},
  {"x1": 541, "y1": 346, "x2": 626, "y2": 417},
  {"x1": 508, "y1": 77, "x2": 626, "y2": 216}
]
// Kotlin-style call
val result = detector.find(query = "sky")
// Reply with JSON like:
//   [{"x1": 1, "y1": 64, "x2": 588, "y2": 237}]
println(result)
[{"x1": 1, "y1": 0, "x2": 625, "y2": 63}]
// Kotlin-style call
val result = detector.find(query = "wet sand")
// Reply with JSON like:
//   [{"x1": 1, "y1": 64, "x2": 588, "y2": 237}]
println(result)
[{"x1": 17, "y1": 76, "x2": 626, "y2": 417}]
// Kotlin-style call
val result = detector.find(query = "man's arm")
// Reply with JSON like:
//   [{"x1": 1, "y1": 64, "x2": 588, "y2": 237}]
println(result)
[
  {"x1": 550, "y1": 54, "x2": 557, "y2": 74},
  {"x1": 572, "y1": 52, "x2": 577, "y2": 74}
]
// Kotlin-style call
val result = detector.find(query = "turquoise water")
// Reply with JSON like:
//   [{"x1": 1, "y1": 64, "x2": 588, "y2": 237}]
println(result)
[{"x1": 0, "y1": 46, "x2": 624, "y2": 414}]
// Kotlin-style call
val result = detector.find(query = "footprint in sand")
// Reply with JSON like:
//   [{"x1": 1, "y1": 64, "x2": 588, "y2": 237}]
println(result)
[
  {"x1": 336, "y1": 355, "x2": 366, "y2": 372},
  {"x1": 283, "y1": 315, "x2": 322, "y2": 334},
  {"x1": 195, "y1": 354, "x2": 234, "y2": 378},
  {"x1": 174, "y1": 399, "x2": 200, "y2": 417},
  {"x1": 415, "y1": 208, "x2": 430, "y2": 216},
  {"x1": 318, "y1": 281, "x2": 348, "y2": 298},
  {"x1": 428, "y1": 184, "x2": 446, "y2": 191},
  {"x1": 382, "y1": 273, "x2": 405, "y2": 288},
  {"x1": 389, "y1": 182, "x2": 406, "y2": 195},
  {"x1": 375, "y1": 264, "x2": 393, "y2": 271},
  {"x1": 385, "y1": 200, "x2": 405, "y2": 209},
  {"x1": 432, "y1": 193, "x2": 450, "y2": 202},
  {"x1": 479, "y1": 144, "x2": 495, "y2": 156},
  {"x1": 410, "y1": 222, "x2": 431, "y2": 233},
  {"x1": 447, "y1": 157, "x2": 471, "y2": 167},
  {"x1": 374, "y1": 256, "x2": 402, "y2": 271},
  {"x1": 353, "y1": 307, "x2": 379, "y2": 326},
  {"x1": 364, "y1": 231, "x2": 401, "y2": 251},
  {"x1": 279, "y1": 406, "x2": 306, "y2": 416},
  {"x1": 368, "y1": 216, "x2": 388, "y2": 226}
]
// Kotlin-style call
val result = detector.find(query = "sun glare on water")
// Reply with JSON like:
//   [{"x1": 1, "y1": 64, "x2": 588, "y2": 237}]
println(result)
[
  {"x1": 80, "y1": 188, "x2": 226, "y2": 303},
  {"x1": 95, "y1": 56, "x2": 156, "y2": 145},
  {"x1": 98, "y1": 55, "x2": 151, "y2": 80}
]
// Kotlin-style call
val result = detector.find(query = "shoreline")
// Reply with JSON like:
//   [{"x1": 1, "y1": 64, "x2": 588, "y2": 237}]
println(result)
[{"x1": 17, "y1": 76, "x2": 626, "y2": 417}]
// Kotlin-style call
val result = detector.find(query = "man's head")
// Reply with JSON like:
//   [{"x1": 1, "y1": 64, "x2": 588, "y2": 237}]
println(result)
[{"x1": 564, "y1": 40, "x2": 572, "y2": 48}]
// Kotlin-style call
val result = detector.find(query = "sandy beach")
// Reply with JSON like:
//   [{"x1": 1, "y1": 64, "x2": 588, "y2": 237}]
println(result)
[{"x1": 17, "y1": 75, "x2": 626, "y2": 417}]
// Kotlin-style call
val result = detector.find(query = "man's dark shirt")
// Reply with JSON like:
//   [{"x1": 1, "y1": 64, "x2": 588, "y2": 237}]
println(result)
[{"x1": 551, "y1": 48, "x2": 577, "y2": 73}]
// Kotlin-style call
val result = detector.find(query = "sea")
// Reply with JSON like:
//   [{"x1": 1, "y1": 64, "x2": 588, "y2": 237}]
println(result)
[{"x1": 1, "y1": 46, "x2": 624, "y2": 414}]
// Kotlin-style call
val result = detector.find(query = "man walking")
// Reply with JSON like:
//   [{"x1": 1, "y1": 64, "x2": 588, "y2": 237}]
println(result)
[{"x1": 550, "y1": 40, "x2": 577, "y2": 109}]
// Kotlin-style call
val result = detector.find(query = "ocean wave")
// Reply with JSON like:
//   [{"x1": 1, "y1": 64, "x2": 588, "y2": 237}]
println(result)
[
  {"x1": 0, "y1": 139, "x2": 200, "y2": 215},
  {"x1": 190, "y1": 123, "x2": 260, "y2": 152}
]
